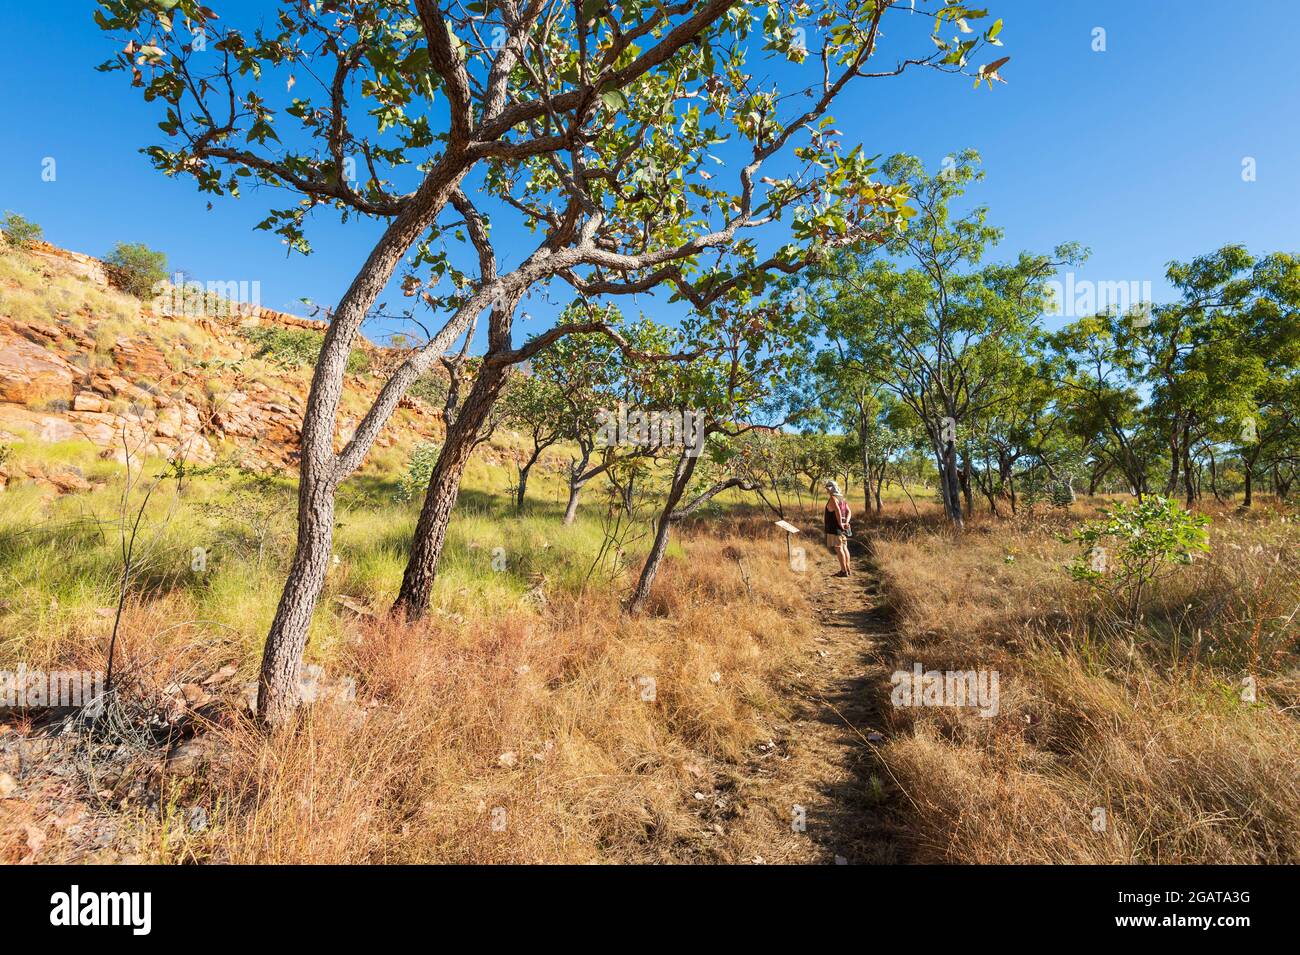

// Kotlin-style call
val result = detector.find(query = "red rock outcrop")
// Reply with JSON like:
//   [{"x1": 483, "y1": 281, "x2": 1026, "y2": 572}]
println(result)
[{"x1": 0, "y1": 243, "x2": 444, "y2": 484}]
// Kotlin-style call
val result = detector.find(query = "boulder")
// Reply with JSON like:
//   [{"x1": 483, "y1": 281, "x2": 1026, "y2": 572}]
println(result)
[
  {"x1": 46, "y1": 469, "x2": 91, "y2": 493},
  {"x1": 111, "y1": 336, "x2": 170, "y2": 380},
  {"x1": 72, "y1": 392, "x2": 106, "y2": 413},
  {"x1": 0, "y1": 333, "x2": 78, "y2": 404}
]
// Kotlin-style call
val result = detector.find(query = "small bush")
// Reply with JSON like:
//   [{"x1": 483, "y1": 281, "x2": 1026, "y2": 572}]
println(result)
[
  {"x1": 1065, "y1": 496, "x2": 1211, "y2": 620},
  {"x1": 105, "y1": 242, "x2": 168, "y2": 299},
  {"x1": 240, "y1": 325, "x2": 369, "y2": 375},
  {"x1": 409, "y1": 370, "x2": 449, "y2": 408},
  {"x1": 346, "y1": 349, "x2": 371, "y2": 376},
  {"x1": 1, "y1": 212, "x2": 43, "y2": 250},
  {"x1": 395, "y1": 441, "x2": 441, "y2": 504},
  {"x1": 241, "y1": 326, "x2": 322, "y2": 366}
]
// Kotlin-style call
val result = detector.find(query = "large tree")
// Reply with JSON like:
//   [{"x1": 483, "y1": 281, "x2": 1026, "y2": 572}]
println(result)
[
  {"x1": 97, "y1": 0, "x2": 1008, "y2": 724},
  {"x1": 1139, "y1": 247, "x2": 1300, "y2": 505},
  {"x1": 809, "y1": 151, "x2": 1080, "y2": 527},
  {"x1": 1047, "y1": 310, "x2": 1153, "y2": 497}
]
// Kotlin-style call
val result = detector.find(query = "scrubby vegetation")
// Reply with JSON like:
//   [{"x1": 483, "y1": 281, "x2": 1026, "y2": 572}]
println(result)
[
  {"x1": 0, "y1": 437, "x2": 811, "y2": 863},
  {"x1": 239, "y1": 325, "x2": 371, "y2": 376},
  {"x1": 104, "y1": 242, "x2": 168, "y2": 300},
  {"x1": 0, "y1": 212, "x2": 43, "y2": 250},
  {"x1": 870, "y1": 499, "x2": 1300, "y2": 864}
]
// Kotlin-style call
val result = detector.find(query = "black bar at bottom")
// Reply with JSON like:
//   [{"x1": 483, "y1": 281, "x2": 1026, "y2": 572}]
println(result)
[{"x1": 0, "y1": 864, "x2": 1277, "y2": 941}]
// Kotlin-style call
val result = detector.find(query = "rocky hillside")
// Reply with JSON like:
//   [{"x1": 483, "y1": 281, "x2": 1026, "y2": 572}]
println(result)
[{"x1": 0, "y1": 242, "x2": 445, "y2": 492}]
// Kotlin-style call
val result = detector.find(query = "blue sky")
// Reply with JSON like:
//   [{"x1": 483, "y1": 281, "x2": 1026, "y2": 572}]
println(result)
[{"x1": 1, "y1": 2, "x2": 1295, "y2": 343}]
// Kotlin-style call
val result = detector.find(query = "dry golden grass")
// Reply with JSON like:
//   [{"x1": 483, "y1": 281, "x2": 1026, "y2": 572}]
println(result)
[
  {"x1": 869, "y1": 498, "x2": 1300, "y2": 864},
  {"x1": 8, "y1": 469, "x2": 1298, "y2": 865},
  {"x1": 127, "y1": 528, "x2": 813, "y2": 864}
]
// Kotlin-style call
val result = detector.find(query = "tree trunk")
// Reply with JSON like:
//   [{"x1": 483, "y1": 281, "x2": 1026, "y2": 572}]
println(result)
[
  {"x1": 627, "y1": 453, "x2": 698, "y2": 614},
  {"x1": 563, "y1": 447, "x2": 591, "y2": 525},
  {"x1": 1165, "y1": 428, "x2": 1181, "y2": 497},
  {"x1": 858, "y1": 417, "x2": 871, "y2": 516},
  {"x1": 959, "y1": 450, "x2": 974, "y2": 518},
  {"x1": 256, "y1": 168, "x2": 469, "y2": 726},
  {"x1": 394, "y1": 362, "x2": 510, "y2": 619},
  {"x1": 514, "y1": 463, "x2": 531, "y2": 514},
  {"x1": 257, "y1": 473, "x2": 336, "y2": 728},
  {"x1": 1207, "y1": 448, "x2": 1224, "y2": 503},
  {"x1": 621, "y1": 471, "x2": 636, "y2": 518},
  {"x1": 936, "y1": 435, "x2": 964, "y2": 529},
  {"x1": 563, "y1": 481, "x2": 584, "y2": 524}
]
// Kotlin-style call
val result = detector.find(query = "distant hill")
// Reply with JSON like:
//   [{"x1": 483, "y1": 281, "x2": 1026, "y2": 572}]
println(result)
[{"x1": 0, "y1": 241, "x2": 452, "y2": 491}]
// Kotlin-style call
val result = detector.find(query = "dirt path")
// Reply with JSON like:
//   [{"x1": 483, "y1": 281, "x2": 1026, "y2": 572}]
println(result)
[{"x1": 690, "y1": 536, "x2": 911, "y2": 864}]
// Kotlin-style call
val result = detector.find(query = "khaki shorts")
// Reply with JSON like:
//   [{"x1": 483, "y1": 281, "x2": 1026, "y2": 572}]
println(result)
[{"x1": 826, "y1": 532, "x2": 846, "y2": 550}]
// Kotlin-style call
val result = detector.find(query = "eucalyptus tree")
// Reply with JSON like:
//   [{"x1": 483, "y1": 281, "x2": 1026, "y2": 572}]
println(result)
[
  {"x1": 498, "y1": 367, "x2": 568, "y2": 513},
  {"x1": 787, "y1": 432, "x2": 844, "y2": 502},
  {"x1": 97, "y1": 0, "x2": 1009, "y2": 723},
  {"x1": 1138, "y1": 247, "x2": 1300, "y2": 505},
  {"x1": 812, "y1": 349, "x2": 884, "y2": 513},
  {"x1": 811, "y1": 151, "x2": 1080, "y2": 528},
  {"x1": 964, "y1": 352, "x2": 1062, "y2": 514},
  {"x1": 1241, "y1": 374, "x2": 1300, "y2": 505},
  {"x1": 811, "y1": 357, "x2": 914, "y2": 515},
  {"x1": 626, "y1": 300, "x2": 813, "y2": 613},
  {"x1": 1046, "y1": 310, "x2": 1153, "y2": 497},
  {"x1": 552, "y1": 310, "x2": 679, "y2": 525},
  {"x1": 392, "y1": 3, "x2": 1011, "y2": 625}
]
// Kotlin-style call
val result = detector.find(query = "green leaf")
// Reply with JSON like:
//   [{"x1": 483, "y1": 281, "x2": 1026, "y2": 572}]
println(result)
[{"x1": 600, "y1": 88, "x2": 629, "y2": 112}]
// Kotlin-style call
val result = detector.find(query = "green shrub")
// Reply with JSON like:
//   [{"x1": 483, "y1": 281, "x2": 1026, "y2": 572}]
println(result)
[
  {"x1": 105, "y1": 242, "x2": 168, "y2": 299},
  {"x1": 409, "y1": 370, "x2": 449, "y2": 408},
  {"x1": 1065, "y1": 496, "x2": 1211, "y2": 620},
  {"x1": 1, "y1": 212, "x2": 43, "y2": 250},
  {"x1": 240, "y1": 325, "x2": 369, "y2": 374},
  {"x1": 395, "y1": 441, "x2": 441, "y2": 504},
  {"x1": 346, "y1": 348, "x2": 371, "y2": 376},
  {"x1": 241, "y1": 326, "x2": 322, "y2": 366}
]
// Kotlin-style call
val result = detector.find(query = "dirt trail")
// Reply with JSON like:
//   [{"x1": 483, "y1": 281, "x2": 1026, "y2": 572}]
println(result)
[{"x1": 690, "y1": 535, "x2": 911, "y2": 864}]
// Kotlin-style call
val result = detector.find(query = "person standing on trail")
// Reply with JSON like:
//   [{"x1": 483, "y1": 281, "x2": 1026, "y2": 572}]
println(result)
[{"x1": 824, "y1": 481, "x2": 852, "y2": 577}]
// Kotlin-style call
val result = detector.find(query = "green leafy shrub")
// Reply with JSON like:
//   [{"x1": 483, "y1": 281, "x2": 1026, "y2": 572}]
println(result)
[
  {"x1": 395, "y1": 441, "x2": 441, "y2": 504},
  {"x1": 105, "y1": 242, "x2": 168, "y2": 299},
  {"x1": 240, "y1": 326, "x2": 369, "y2": 374},
  {"x1": 408, "y1": 371, "x2": 449, "y2": 409},
  {"x1": 345, "y1": 348, "x2": 372, "y2": 375},
  {"x1": 1, "y1": 212, "x2": 43, "y2": 250},
  {"x1": 1065, "y1": 496, "x2": 1211, "y2": 620},
  {"x1": 1050, "y1": 479, "x2": 1076, "y2": 508},
  {"x1": 241, "y1": 326, "x2": 321, "y2": 366}
]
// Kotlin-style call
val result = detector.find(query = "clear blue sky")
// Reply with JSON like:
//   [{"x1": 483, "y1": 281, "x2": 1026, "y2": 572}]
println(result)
[{"x1": 1, "y1": 2, "x2": 1295, "y2": 341}]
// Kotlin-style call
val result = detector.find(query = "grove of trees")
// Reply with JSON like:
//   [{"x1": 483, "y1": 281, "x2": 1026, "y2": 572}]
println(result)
[
  {"x1": 100, "y1": 0, "x2": 1010, "y2": 725},
  {"x1": 107, "y1": 1, "x2": 1300, "y2": 733}
]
